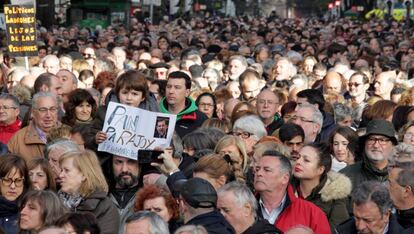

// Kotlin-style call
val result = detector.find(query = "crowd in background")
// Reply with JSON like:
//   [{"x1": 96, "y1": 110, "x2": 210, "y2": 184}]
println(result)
[{"x1": 0, "y1": 14, "x2": 414, "y2": 234}]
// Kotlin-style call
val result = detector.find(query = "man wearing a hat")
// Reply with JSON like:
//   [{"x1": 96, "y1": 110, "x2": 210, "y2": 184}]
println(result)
[
  {"x1": 177, "y1": 177, "x2": 235, "y2": 234},
  {"x1": 340, "y1": 119, "x2": 398, "y2": 193},
  {"x1": 150, "y1": 62, "x2": 170, "y2": 80}
]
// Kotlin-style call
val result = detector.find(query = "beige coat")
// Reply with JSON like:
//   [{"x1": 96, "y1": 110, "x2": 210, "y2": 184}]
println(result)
[{"x1": 8, "y1": 121, "x2": 46, "y2": 162}]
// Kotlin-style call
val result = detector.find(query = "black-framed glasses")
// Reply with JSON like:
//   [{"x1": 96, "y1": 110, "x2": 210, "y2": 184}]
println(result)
[
  {"x1": 366, "y1": 137, "x2": 391, "y2": 146},
  {"x1": 348, "y1": 82, "x2": 362, "y2": 87},
  {"x1": 230, "y1": 131, "x2": 253, "y2": 139},
  {"x1": 1, "y1": 177, "x2": 24, "y2": 187}
]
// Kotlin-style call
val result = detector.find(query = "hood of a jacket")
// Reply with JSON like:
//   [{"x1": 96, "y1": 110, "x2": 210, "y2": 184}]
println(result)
[
  {"x1": 160, "y1": 97, "x2": 198, "y2": 120},
  {"x1": 320, "y1": 171, "x2": 352, "y2": 202}
]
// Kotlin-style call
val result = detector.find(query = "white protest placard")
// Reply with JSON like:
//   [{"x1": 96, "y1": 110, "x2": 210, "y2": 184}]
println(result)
[{"x1": 98, "y1": 102, "x2": 176, "y2": 160}]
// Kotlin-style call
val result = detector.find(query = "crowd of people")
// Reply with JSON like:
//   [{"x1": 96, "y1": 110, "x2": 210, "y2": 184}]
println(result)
[{"x1": 0, "y1": 13, "x2": 414, "y2": 234}]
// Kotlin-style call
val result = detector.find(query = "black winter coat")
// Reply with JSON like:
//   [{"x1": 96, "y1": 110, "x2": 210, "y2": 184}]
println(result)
[
  {"x1": 335, "y1": 213, "x2": 403, "y2": 234},
  {"x1": 186, "y1": 210, "x2": 235, "y2": 234}
]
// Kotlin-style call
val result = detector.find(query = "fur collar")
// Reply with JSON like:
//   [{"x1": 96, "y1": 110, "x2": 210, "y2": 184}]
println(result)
[{"x1": 320, "y1": 171, "x2": 352, "y2": 202}]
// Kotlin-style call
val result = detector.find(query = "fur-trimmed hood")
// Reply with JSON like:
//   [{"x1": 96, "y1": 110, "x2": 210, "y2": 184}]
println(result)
[{"x1": 319, "y1": 171, "x2": 352, "y2": 202}]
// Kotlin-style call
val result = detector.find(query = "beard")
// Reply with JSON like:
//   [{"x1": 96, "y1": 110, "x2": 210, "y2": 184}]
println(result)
[{"x1": 115, "y1": 172, "x2": 138, "y2": 189}]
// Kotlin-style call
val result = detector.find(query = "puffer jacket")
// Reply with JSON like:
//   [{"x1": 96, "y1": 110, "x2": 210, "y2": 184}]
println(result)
[{"x1": 257, "y1": 185, "x2": 331, "y2": 234}]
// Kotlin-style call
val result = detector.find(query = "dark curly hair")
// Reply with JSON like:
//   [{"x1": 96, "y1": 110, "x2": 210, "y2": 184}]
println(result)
[{"x1": 62, "y1": 89, "x2": 97, "y2": 126}]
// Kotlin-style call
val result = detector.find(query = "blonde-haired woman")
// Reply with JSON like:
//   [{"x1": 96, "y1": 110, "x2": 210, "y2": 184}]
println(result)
[
  {"x1": 215, "y1": 135, "x2": 249, "y2": 182},
  {"x1": 58, "y1": 150, "x2": 119, "y2": 234}
]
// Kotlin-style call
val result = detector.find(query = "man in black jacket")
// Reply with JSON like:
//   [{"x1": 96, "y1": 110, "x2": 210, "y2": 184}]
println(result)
[
  {"x1": 106, "y1": 155, "x2": 141, "y2": 234},
  {"x1": 340, "y1": 119, "x2": 397, "y2": 193},
  {"x1": 336, "y1": 181, "x2": 403, "y2": 234},
  {"x1": 177, "y1": 177, "x2": 235, "y2": 234}
]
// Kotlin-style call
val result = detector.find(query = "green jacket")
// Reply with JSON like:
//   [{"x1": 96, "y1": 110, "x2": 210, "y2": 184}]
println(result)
[
  {"x1": 160, "y1": 97, "x2": 207, "y2": 138},
  {"x1": 159, "y1": 97, "x2": 198, "y2": 120}
]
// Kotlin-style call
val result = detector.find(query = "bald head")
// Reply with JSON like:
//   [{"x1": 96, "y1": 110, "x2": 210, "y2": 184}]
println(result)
[
  {"x1": 324, "y1": 71, "x2": 343, "y2": 94},
  {"x1": 43, "y1": 55, "x2": 60, "y2": 75}
]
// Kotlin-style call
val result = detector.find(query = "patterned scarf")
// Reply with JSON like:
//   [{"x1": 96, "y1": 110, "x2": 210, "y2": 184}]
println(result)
[{"x1": 58, "y1": 191, "x2": 83, "y2": 210}]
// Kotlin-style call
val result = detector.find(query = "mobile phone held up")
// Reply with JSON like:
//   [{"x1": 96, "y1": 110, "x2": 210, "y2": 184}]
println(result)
[{"x1": 137, "y1": 150, "x2": 163, "y2": 164}]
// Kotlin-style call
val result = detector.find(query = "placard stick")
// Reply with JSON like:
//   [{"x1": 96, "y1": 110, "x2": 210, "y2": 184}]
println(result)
[{"x1": 24, "y1": 56, "x2": 29, "y2": 70}]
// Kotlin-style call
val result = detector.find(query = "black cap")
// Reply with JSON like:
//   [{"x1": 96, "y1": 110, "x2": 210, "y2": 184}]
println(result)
[
  {"x1": 360, "y1": 119, "x2": 398, "y2": 145},
  {"x1": 149, "y1": 62, "x2": 170, "y2": 69},
  {"x1": 176, "y1": 178, "x2": 217, "y2": 208}
]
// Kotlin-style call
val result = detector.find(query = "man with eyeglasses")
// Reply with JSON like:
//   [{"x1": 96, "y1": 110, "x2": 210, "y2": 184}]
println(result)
[
  {"x1": 8, "y1": 92, "x2": 60, "y2": 162},
  {"x1": 296, "y1": 89, "x2": 336, "y2": 142},
  {"x1": 0, "y1": 94, "x2": 21, "y2": 144},
  {"x1": 340, "y1": 119, "x2": 397, "y2": 199},
  {"x1": 256, "y1": 89, "x2": 283, "y2": 135},
  {"x1": 292, "y1": 104, "x2": 323, "y2": 144},
  {"x1": 83, "y1": 47, "x2": 96, "y2": 68},
  {"x1": 346, "y1": 72, "x2": 370, "y2": 127}
]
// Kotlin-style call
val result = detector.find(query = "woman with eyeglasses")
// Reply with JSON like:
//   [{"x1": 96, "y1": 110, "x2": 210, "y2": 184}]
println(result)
[
  {"x1": 0, "y1": 154, "x2": 30, "y2": 233},
  {"x1": 195, "y1": 92, "x2": 217, "y2": 119},
  {"x1": 231, "y1": 115, "x2": 267, "y2": 155}
]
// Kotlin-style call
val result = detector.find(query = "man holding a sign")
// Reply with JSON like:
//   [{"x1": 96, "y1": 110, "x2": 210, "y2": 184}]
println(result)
[{"x1": 160, "y1": 71, "x2": 207, "y2": 138}]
